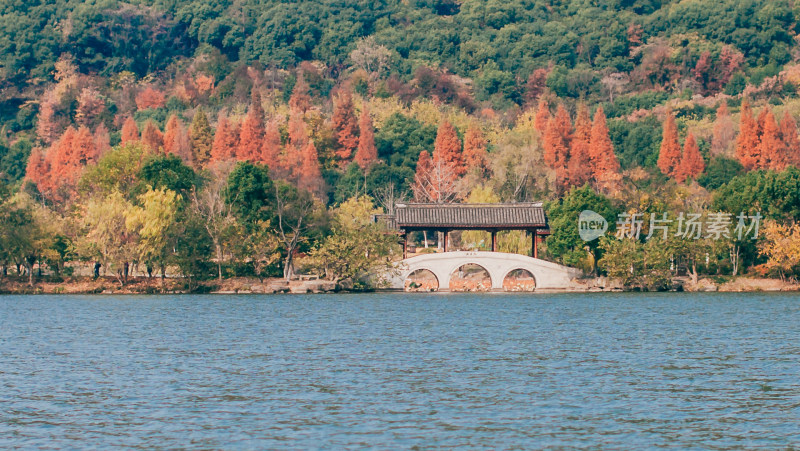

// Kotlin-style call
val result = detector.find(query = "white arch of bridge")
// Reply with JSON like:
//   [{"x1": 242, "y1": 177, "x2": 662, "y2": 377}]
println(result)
[{"x1": 387, "y1": 251, "x2": 582, "y2": 292}]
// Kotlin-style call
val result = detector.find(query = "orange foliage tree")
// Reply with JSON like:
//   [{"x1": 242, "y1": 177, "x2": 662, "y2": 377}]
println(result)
[
  {"x1": 354, "y1": 105, "x2": 377, "y2": 169},
  {"x1": 332, "y1": 88, "x2": 359, "y2": 161},
  {"x1": 238, "y1": 91, "x2": 266, "y2": 161},
  {"x1": 141, "y1": 120, "x2": 164, "y2": 153},
  {"x1": 432, "y1": 120, "x2": 464, "y2": 176},
  {"x1": 121, "y1": 117, "x2": 139, "y2": 144},
  {"x1": 711, "y1": 102, "x2": 735, "y2": 157},
  {"x1": 163, "y1": 115, "x2": 192, "y2": 162},
  {"x1": 289, "y1": 73, "x2": 312, "y2": 114},
  {"x1": 543, "y1": 104, "x2": 572, "y2": 189},
  {"x1": 757, "y1": 108, "x2": 783, "y2": 169},
  {"x1": 589, "y1": 107, "x2": 621, "y2": 190},
  {"x1": 262, "y1": 121, "x2": 282, "y2": 170},
  {"x1": 675, "y1": 133, "x2": 704, "y2": 183},
  {"x1": 135, "y1": 86, "x2": 166, "y2": 110},
  {"x1": 283, "y1": 111, "x2": 309, "y2": 178},
  {"x1": 779, "y1": 111, "x2": 800, "y2": 168},
  {"x1": 567, "y1": 104, "x2": 592, "y2": 188},
  {"x1": 657, "y1": 112, "x2": 681, "y2": 177},
  {"x1": 533, "y1": 100, "x2": 550, "y2": 135},
  {"x1": 298, "y1": 141, "x2": 324, "y2": 197},
  {"x1": 211, "y1": 114, "x2": 239, "y2": 162},
  {"x1": 93, "y1": 123, "x2": 111, "y2": 159},
  {"x1": 462, "y1": 124, "x2": 488, "y2": 174},
  {"x1": 736, "y1": 101, "x2": 760, "y2": 170}
]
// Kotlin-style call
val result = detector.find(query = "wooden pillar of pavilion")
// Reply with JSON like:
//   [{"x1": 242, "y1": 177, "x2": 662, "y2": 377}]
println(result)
[
  {"x1": 491, "y1": 230, "x2": 497, "y2": 252},
  {"x1": 402, "y1": 232, "x2": 408, "y2": 259},
  {"x1": 443, "y1": 230, "x2": 449, "y2": 252},
  {"x1": 531, "y1": 229, "x2": 539, "y2": 259}
]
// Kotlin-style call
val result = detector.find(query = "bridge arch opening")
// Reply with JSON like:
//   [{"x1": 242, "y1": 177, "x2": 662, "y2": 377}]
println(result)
[
  {"x1": 503, "y1": 268, "x2": 537, "y2": 292},
  {"x1": 449, "y1": 263, "x2": 492, "y2": 292},
  {"x1": 405, "y1": 269, "x2": 439, "y2": 292}
]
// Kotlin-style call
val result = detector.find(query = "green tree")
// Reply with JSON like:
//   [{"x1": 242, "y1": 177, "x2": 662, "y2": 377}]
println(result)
[
  {"x1": 138, "y1": 154, "x2": 197, "y2": 199},
  {"x1": 308, "y1": 196, "x2": 399, "y2": 287},
  {"x1": 190, "y1": 110, "x2": 213, "y2": 167},
  {"x1": 546, "y1": 185, "x2": 618, "y2": 270},
  {"x1": 79, "y1": 191, "x2": 137, "y2": 285},
  {"x1": 126, "y1": 187, "x2": 181, "y2": 280}
]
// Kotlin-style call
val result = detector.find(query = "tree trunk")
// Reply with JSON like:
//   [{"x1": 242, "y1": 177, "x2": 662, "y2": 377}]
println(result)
[
  {"x1": 284, "y1": 252, "x2": 294, "y2": 280},
  {"x1": 690, "y1": 260, "x2": 698, "y2": 285},
  {"x1": 215, "y1": 243, "x2": 223, "y2": 281}
]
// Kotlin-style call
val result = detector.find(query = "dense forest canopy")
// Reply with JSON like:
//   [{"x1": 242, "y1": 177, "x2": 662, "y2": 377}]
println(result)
[{"x1": 2, "y1": 0, "x2": 800, "y2": 287}]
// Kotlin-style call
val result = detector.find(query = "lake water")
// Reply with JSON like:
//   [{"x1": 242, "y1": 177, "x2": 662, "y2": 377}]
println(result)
[{"x1": 2, "y1": 293, "x2": 800, "y2": 448}]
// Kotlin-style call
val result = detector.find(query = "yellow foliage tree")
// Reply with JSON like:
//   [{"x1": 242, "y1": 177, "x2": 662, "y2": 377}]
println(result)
[{"x1": 759, "y1": 221, "x2": 800, "y2": 280}]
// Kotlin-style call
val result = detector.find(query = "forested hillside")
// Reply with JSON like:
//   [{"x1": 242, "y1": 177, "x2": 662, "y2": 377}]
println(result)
[{"x1": 2, "y1": 0, "x2": 800, "y2": 288}]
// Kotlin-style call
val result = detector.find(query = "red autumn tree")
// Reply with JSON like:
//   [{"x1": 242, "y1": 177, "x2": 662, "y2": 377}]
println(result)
[
  {"x1": 283, "y1": 111, "x2": 309, "y2": 177},
  {"x1": 779, "y1": 111, "x2": 800, "y2": 168},
  {"x1": 135, "y1": 86, "x2": 166, "y2": 110},
  {"x1": 93, "y1": 123, "x2": 111, "y2": 159},
  {"x1": 736, "y1": 101, "x2": 760, "y2": 170},
  {"x1": 298, "y1": 140, "x2": 323, "y2": 196},
  {"x1": 332, "y1": 88, "x2": 359, "y2": 161},
  {"x1": 413, "y1": 150, "x2": 459, "y2": 203},
  {"x1": 433, "y1": 120, "x2": 464, "y2": 176},
  {"x1": 141, "y1": 120, "x2": 164, "y2": 153},
  {"x1": 261, "y1": 120, "x2": 282, "y2": 169},
  {"x1": 533, "y1": 100, "x2": 550, "y2": 135},
  {"x1": 25, "y1": 148, "x2": 51, "y2": 194},
  {"x1": 75, "y1": 88, "x2": 105, "y2": 128},
  {"x1": 163, "y1": 115, "x2": 192, "y2": 162},
  {"x1": 289, "y1": 73, "x2": 312, "y2": 114},
  {"x1": 211, "y1": 114, "x2": 239, "y2": 162},
  {"x1": 72, "y1": 126, "x2": 97, "y2": 166},
  {"x1": 354, "y1": 105, "x2": 377, "y2": 169},
  {"x1": 121, "y1": 117, "x2": 139, "y2": 144},
  {"x1": 524, "y1": 68, "x2": 548, "y2": 104},
  {"x1": 589, "y1": 107, "x2": 621, "y2": 189},
  {"x1": 657, "y1": 112, "x2": 681, "y2": 177},
  {"x1": 676, "y1": 133, "x2": 704, "y2": 183},
  {"x1": 462, "y1": 124, "x2": 488, "y2": 174},
  {"x1": 711, "y1": 102, "x2": 735, "y2": 156},
  {"x1": 238, "y1": 91, "x2": 266, "y2": 161},
  {"x1": 568, "y1": 104, "x2": 593, "y2": 188},
  {"x1": 37, "y1": 92, "x2": 60, "y2": 145},
  {"x1": 543, "y1": 104, "x2": 572, "y2": 169},
  {"x1": 758, "y1": 108, "x2": 782, "y2": 170}
]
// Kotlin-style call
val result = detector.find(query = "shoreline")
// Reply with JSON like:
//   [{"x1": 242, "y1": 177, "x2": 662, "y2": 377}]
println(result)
[{"x1": 1, "y1": 276, "x2": 798, "y2": 295}]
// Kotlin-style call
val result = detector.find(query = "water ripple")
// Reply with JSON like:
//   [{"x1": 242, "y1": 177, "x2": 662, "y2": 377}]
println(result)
[{"x1": 1, "y1": 292, "x2": 800, "y2": 448}]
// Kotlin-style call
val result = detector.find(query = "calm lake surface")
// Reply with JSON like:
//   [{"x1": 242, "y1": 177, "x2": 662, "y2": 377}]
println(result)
[{"x1": 2, "y1": 292, "x2": 800, "y2": 448}]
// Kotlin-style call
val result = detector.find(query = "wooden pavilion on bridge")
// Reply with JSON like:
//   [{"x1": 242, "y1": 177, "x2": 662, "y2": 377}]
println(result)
[{"x1": 377, "y1": 203, "x2": 550, "y2": 259}]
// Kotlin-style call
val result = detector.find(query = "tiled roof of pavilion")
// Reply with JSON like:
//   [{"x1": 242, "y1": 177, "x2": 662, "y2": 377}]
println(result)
[{"x1": 392, "y1": 203, "x2": 548, "y2": 230}]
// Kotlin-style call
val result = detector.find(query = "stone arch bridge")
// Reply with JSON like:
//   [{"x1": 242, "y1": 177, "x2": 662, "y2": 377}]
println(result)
[{"x1": 385, "y1": 251, "x2": 582, "y2": 292}]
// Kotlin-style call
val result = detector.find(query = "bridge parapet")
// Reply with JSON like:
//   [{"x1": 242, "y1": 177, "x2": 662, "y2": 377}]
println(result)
[{"x1": 386, "y1": 251, "x2": 582, "y2": 291}]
